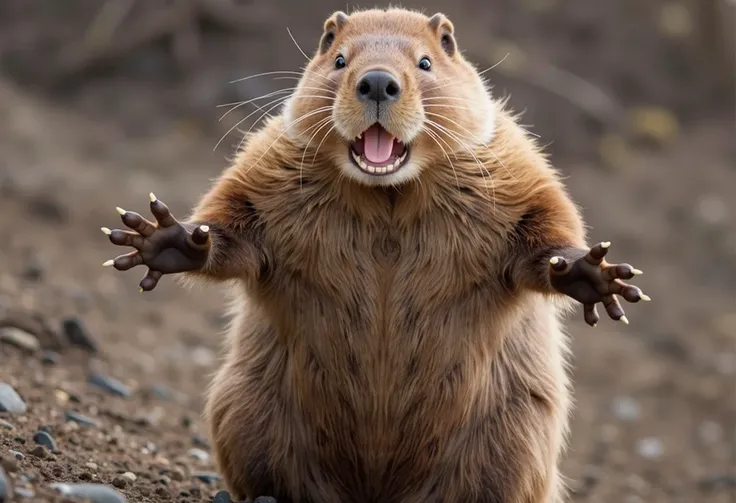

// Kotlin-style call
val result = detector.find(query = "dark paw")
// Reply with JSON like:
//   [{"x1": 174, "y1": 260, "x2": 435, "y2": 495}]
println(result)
[
  {"x1": 549, "y1": 241, "x2": 650, "y2": 327},
  {"x1": 101, "y1": 193, "x2": 211, "y2": 292}
]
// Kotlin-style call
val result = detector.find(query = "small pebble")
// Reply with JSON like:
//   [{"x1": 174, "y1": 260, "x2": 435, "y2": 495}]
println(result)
[
  {"x1": 191, "y1": 346, "x2": 216, "y2": 367},
  {"x1": 29, "y1": 446, "x2": 47, "y2": 459},
  {"x1": 155, "y1": 486, "x2": 169, "y2": 497},
  {"x1": 0, "y1": 466, "x2": 12, "y2": 502},
  {"x1": 192, "y1": 472, "x2": 221, "y2": 484},
  {"x1": 32, "y1": 431, "x2": 57, "y2": 452},
  {"x1": 120, "y1": 472, "x2": 136, "y2": 482},
  {"x1": 40, "y1": 350, "x2": 60, "y2": 365},
  {"x1": 22, "y1": 258, "x2": 44, "y2": 282},
  {"x1": 188, "y1": 448, "x2": 210, "y2": 462},
  {"x1": 150, "y1": 383, "x2": 172, "y2": 401},
  {"x1": 64, "y1": 411, "x2": 99, "y2": 427},
  {"x1": 49, "y1": 483, "x2": 127, "y2": 503},
  {"x1": 0, "y1": 327, "x2": 40, "y2": 353},
  {"x1": 13, "y1": 486, "x2": 34, "y2": 499},
  {"x1": 192, "y1": 434, "x2": 210, "y2": 449},
  {"x1": 85, "y1": 462, "x2": 98, "y2": 470},
  {"x1": 212, "y1": 491, "x2": 232, "y2": 503},
  {"x1": 699, "y1": 474, "x2": 736, "y2": 491},
  {"x1": 611, "y1": 396, "x2": 640, "y2": 422},
  {"x1": 698, "y1": 421, "x2": 724, "y2": 444},
  {"x1": 189, "y1": 485, "x2": 202, "y2": 498},
  {"x1": 88, "y1": 374, "x2": 132, "y2": 398},
  {"x1": 111, "y1": 477, "x2": 128, "y2": 489},
  {"x1": 170, "y1": 468, "x2": 185, "y2": 482},
  {"x1": 157, "y1": 475, "x2": 171, "y2": 485},
  {"x1": 1, "y1": 455, "x2": 18, "y2": 472},
  {"x1": 62, "y1": 317, "x2": 98, "y2": 353},
  {"x1": 0, "y1": 383, "x2": 27, "y2": 414},
  {"x1": 0, "y1": 420, "x2": 13, "y2": 431},
  {"x1": 8, "y1": 451, "x2": 23, "y2": 461},
  {"x1": 636, "y1": 437, "x2": 664, "y2": 459}
]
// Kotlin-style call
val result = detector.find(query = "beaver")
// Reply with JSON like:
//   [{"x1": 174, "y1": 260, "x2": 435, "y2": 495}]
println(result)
[{"x1": 101, "y1": 7, "x2": 649, "y2": 503}]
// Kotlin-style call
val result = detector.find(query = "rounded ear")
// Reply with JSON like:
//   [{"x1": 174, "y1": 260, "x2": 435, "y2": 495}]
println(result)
[
  {"x1": 319, "y1": 11, "x2": 349, "y2": 54},
  {"x1": 428, "y1": 13, "x2": 456, "y2": 57}
]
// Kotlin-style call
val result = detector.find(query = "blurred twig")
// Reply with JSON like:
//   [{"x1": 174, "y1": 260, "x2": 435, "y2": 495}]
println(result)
[
  {"x1": 51, "y1": 0, "x2": 274, "y2": 81},
  {"x1": 469, "y1": 40, "x2": 625, "y2": 130},
  {"x1": 695, "y1": 0, "x2": 736, "y2": 100}
]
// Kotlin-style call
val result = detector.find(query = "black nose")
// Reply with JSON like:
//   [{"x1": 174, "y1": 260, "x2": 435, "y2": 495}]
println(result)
[{"x1": 356, "y1": 70, "x2": 401, "y2": 103}]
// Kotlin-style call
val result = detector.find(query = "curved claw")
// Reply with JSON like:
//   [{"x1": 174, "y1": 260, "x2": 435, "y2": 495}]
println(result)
[
  {"x1": 150, "y1": 195, "x2": 178, "y2": 228},
  {"x1": 140, "y1": 269, "x2": 163, "y2": 292},
  {"x1": 585, "y1": 241, "x2": 611, "y2": 265},
  {"x1": 583, "y1": 303, "x2": 599, "y2": 327},
  {"x1": 191, "y1": 224, "x2": 211, "y2": 247}
]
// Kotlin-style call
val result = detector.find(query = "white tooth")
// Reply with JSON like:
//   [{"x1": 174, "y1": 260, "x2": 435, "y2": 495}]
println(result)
[
  {"x1": 386, "y1": 163, "x2": 394, "y2": 172},
  {"x1": 359, "y1": 160, "x2": 368, "y2": 170},
  {"x1": 378, "y1": 167, "x2": 386, "y2": 174},
  {"x1": 352, "y1": 152, "x2": 361, "y2": 164},
  {"x1": 367, "y1": 165, "x2": 377, "y2": 174}
]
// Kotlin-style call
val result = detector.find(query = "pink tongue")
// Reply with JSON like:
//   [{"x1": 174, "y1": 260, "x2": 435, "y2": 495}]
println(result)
[{"x1": 362, "y1": 124, "x2": 395, "y2": 164}]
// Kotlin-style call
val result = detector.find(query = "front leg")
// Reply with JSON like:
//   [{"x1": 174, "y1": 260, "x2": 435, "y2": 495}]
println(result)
[
  {"x1": 537, "y1": 242, "x2": 650, "y2": 326},
  {"x1": 102, "y1": 183, "x2": 265, "y2": 290}
]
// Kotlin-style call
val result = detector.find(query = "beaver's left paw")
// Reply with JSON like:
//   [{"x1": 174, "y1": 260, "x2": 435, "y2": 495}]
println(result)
[{"x1": 548, "y1": 241, "x2": 650, "y2": 327}]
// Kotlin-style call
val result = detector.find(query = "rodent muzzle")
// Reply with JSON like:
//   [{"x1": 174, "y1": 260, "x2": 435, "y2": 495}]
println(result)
[{"x1": 356, "y1": 70, "x2": 402, "y2": 104}]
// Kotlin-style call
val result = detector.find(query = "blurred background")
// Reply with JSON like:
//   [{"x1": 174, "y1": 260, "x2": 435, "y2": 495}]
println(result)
[{"x1": 0, "y1": 1, "x2": 734, "y2": 502}]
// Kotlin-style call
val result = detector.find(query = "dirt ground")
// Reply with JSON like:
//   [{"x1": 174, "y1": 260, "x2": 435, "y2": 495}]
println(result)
[{"x1": 0, "y1": 1, "x2": 735, "y2": 502}]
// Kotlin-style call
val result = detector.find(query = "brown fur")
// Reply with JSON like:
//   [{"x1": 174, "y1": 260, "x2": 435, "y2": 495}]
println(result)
[{"x1": 183, "y1": 8, "x2": 588, "y2": 503}]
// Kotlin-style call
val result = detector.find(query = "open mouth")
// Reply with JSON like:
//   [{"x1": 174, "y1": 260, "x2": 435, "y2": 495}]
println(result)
[{"x1": 349, "y1": 124, "x2": 409, "y2": 175}]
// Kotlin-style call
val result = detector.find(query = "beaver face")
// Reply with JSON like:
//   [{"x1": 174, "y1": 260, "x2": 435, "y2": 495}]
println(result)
[{"x1": 284, "y1": 8, "x2": 496, "y2": 187}]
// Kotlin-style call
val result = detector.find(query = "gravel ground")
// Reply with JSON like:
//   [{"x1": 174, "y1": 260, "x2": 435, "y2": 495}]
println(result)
[{"x1": 0, "y1": 1, "x2": 734, "y2": 502}]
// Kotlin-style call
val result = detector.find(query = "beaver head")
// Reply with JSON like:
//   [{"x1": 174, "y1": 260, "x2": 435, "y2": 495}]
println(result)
[{"x1": 283, "y1": 8, "x2": 496, "y2": 187}]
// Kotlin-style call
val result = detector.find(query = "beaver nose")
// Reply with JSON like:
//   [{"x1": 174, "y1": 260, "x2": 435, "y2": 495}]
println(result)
[{"x1": 356, "y1": 70, "x2": 401, "y2": 104}]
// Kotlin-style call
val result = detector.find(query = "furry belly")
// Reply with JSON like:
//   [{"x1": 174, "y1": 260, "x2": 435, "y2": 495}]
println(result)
[{"x1": 210, "y1": 292, "x2": 570, "y2": 502}]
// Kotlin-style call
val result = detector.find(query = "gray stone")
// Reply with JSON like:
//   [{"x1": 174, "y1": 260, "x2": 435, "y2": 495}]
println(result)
[
  {"x1": 611, "y1": 396, "x2": 640, "y2": 422},
  {"x1": 188, "y1": 448, "x2": 210, "y2": 462},
  {"x1": 0, "y1": 466, "x2": 12, "y2": 502},
  {"x1": 0, "y1": 327, "x2": 40, "y2": 353},
  {"x1": 32, "y1": 431, "x2": 57, "y2": 452},
  {"x1": 636, "y1": 437, "x2": 664, "y2": 459},
  {"x1": 62, "y1": 317, "x2": 98, "y2": 353},
  {"x1": 64, "y1": 411, "x2": 98, "y2": 427},
  {"x1": 0, "y1": 383, "x2": 26, "y2": 414},
  {"x1": 49, "y1": 483, "x2": 127, "y2": 503},
  {"x1": 88, "y1": 373, "x2": 131, "y2": 398}
]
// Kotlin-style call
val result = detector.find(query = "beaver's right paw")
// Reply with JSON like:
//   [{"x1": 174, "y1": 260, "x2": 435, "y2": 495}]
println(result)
[{"x1": 101, "y1": 193, "x2": 211, "y2": 292}]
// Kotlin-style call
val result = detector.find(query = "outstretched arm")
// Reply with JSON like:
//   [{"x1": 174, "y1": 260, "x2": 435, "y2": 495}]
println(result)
[
  {"x1": 508, "y1": 186, "x2": 650, "y2": 327},
  {"x1": 101, "y1": 173, "x2": 267, "y2": 291}
]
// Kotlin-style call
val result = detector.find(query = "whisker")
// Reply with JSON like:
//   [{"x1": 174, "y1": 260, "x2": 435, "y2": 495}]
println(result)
[
  {"x1": 218, "y1": 89, "x2": 293, "y2": 122},
  {"x1": 245, "y1": 106, "x2": 335, "y2": 171},
  {"x1": 215, "y1": 94, "x2": 292, "y2": 151},
  {"x1": 229, "y1": 69, "x2": 334, "y2": 86},
  {"x1": 426, "y1": 111, "x2": 517, "y2": 182},
  {"x1": 218, "y1": 85, "x2": 337, "y2": 113},
  {"x1": 299, "y1": 116, "x2": 334, "y2": 189},
  {"x1": 476, "y1": 53, "x2": 510, "y2": 76},
  {"x1": 287, "y1": 27, "x2": 312, "y2": 62},
  {"x1": 310, "y1": 124, "x2": 337, "y2": 165},
  {"x1": 423, "y1": 104, "x2": 474, "y2": 112},
  {"x1": 425, "y1": 118, "x2": 496, "y2": 209},
  {"x1": 422, "y1": 97, "x2": 541, "y2": 139},
  {"x1": 422, "y1": 126, "x2": 460, "y2": 190},
  {"x1": 234, "y1": 95, "x2": 335, "y2": 152}
]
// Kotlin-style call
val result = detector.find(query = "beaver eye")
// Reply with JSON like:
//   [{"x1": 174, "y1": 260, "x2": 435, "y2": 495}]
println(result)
[
  {"x1": 335, "y1": 55, "x2": 346, "y2": 70},
  {"x1": 418, "y1": 57, "x2": 432, "y2": 71}
]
